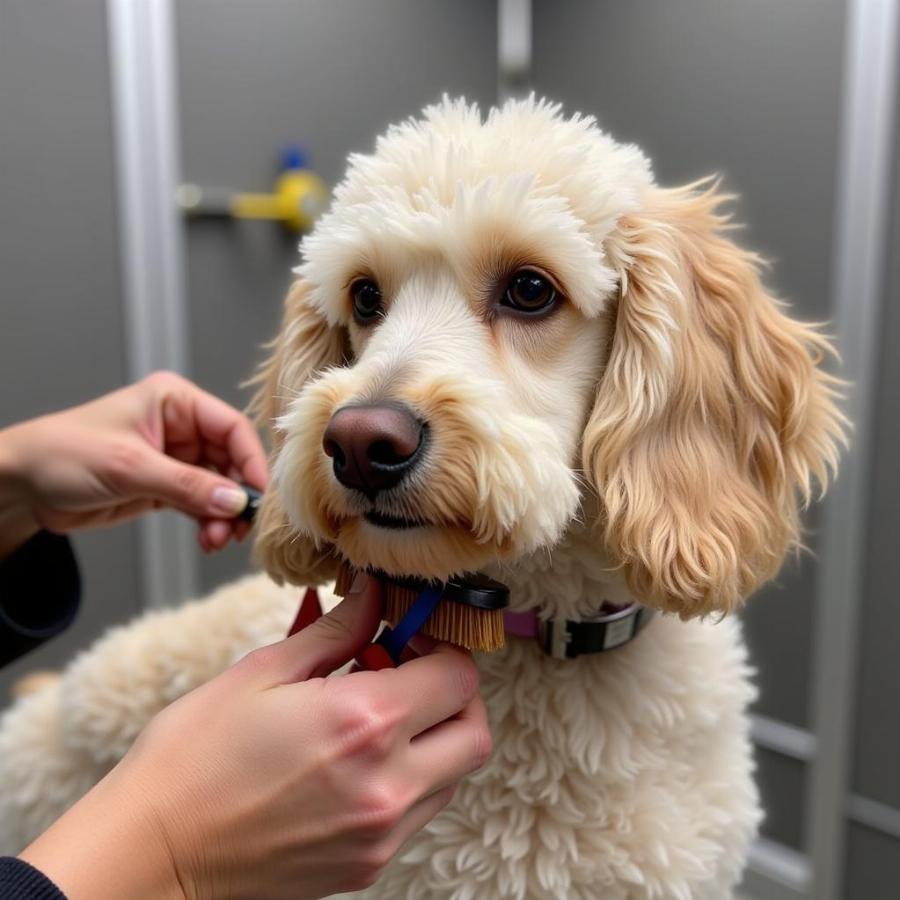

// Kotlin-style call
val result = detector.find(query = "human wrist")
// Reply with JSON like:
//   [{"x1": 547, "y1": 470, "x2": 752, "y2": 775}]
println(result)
[
  {"x1": 0, "y1": 424, "x2": 40, "y2": 561},
  {"x1": 19, "y1": 765, "x2": 186, "y2": 900}
]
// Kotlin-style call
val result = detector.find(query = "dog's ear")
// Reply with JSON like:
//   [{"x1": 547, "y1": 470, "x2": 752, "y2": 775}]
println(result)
[
  {"x1": 585, "y1": 181, "x2": 845, "y2": 617},
  {"x1": 248, "y1": 279, "x2": 347, "y2": 585}
]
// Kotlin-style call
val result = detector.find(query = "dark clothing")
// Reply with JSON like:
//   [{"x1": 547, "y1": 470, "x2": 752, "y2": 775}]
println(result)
[
  {"x1": 0, "y1": 532, "x2": 81, "y2": 899},
  {"x1": 0, "y1": 531, "x2": 80, "y2": 668},
  {"x1": 0, "y1": 531, "x2": 79, "y2": 899},
  {"x1": 0, "y1": 857, "x2": 67, "y2": 900}
]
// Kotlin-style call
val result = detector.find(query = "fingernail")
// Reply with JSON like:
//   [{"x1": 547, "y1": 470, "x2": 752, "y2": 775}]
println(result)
[
  {"x1": 347, "y1": 571, "x2": 368, "y2": 597},
  {"x1": 210, "y1": 486, "x2": 248, "y2": 517}
]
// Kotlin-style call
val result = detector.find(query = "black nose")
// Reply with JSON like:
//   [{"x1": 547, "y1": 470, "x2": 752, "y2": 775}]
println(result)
[{"x1": 323, "y1": 403, "x2": 424, "y2": 496}]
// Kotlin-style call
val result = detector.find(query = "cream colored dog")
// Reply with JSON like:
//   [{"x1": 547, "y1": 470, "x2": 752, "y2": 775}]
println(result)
[{"x1": 0, "y1": 98, "x2": 844, "y2": 899}]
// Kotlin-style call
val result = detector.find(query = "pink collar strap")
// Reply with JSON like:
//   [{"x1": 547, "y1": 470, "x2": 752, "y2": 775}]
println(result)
[{"x1": 502, "y1": 602, "x2": 654, "y2": 660}]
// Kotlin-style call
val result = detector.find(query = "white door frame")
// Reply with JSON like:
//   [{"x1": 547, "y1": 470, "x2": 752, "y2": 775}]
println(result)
[{"x1": 107, "y1": 0, "x2": 198, "y2": 608}]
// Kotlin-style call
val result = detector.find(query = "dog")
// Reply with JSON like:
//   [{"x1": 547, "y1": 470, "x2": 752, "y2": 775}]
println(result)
[{"x1": 0, "y1": 97, "x2": 844, "y2": 898}]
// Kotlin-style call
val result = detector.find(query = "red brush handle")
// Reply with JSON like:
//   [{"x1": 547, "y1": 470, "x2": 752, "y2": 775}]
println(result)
[
  {"x1": 355, "y1": 642, "x2": 396, "y2": 670},
  {"x1": 287, "y1": 587, "x2": 323, "y2": 636},
  {"x1": 286, "y1": 588, "x2": 395, "y2": 671}
]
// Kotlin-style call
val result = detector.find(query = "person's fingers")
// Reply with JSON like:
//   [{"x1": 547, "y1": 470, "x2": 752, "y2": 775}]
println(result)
[
  {"x1": 406, "y1": 633, "x2": 439, "y2": 656},
  {"x1": 252, "y1": 574, "x2": 383, "y2": 687},
  {"x1": 197, "y1": 517, "x2": 248, "y2": 552},
  {"x1": 201, "y1": 443, "x2": 231, "y2": 474},
  {"x1": 196, "y1": 522, "x2": 234, "y2": 553},
  {"x1": 200, "y1": 518, "x2": 233, "y2": 550},
  {"x1": 46, "y1": 498, "x2": 155, "y2": 532},
  {"x1": 378, "y1": 644, "x2": 480, "y2": 738},
  {"x1": 161, "y1": 383, "x2": 268, "y2": 490},
  {"x1": 123, "y1": 446, "x2": 249, "y2": 520},
  {"x1": 407, "y1": 693, "x2": 491, "y2": 794},
  {"x1": 106, "y1": 498, "x2": 156, "y2": 523}
]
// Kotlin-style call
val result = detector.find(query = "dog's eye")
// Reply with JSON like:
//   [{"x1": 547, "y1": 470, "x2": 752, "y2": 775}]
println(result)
[
  {"x1": 503, "y1": 270, "x2": 557, "y2": 315},
  {"x1": 351, "y1": 279, "x2": 383, "y2": 323}
]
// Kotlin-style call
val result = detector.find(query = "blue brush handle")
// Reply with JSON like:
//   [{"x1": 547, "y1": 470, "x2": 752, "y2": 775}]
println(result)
[{"x1": 379, "y1": 586, "x2": 444, "y2": 662}]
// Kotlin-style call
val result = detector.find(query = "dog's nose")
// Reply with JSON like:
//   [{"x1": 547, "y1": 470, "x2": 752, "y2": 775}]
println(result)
[{"x1": 323, "y1": 403, "x2": 424, "y2": 496}]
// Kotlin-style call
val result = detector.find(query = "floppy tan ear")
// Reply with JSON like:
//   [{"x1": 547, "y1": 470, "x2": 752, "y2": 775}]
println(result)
[
  {"x1": 586, "y1": 180, "x2": 846, "y2": 617},
  {"x1": 248, "y1": 280, "x2": 347, "y2": 585}
]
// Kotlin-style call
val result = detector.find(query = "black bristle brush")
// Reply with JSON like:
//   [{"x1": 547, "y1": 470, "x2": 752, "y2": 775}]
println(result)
[{"x1": 334, "y1": 561, "x2": 509, "y2": 653}]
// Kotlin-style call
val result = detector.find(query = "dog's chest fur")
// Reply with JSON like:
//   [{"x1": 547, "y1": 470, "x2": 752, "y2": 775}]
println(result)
[{"x1": 355, "y1": 599, "x2": 760, "y2": 900}]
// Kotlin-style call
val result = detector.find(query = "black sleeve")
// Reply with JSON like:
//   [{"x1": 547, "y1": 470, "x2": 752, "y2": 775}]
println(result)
[
  {"x1": 0, "y1": 531, "x2": 80, "y2": 669},
  {"x1": 0, "y1": 857, "x2": 67, "y2": 900}
]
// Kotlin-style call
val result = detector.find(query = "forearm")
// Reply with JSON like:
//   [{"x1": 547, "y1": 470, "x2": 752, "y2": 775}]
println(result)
[
  {"x1": 0, "y1": 424, "x2": 39, "y2": 562},
  {"x1": 18, "y1": 765, "x2": 184, "y2": 900}
]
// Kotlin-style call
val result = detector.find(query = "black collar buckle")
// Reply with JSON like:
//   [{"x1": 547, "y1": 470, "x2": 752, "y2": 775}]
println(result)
[{"x1": 537, "y1": 603, "x2": 654, "y2": 659}]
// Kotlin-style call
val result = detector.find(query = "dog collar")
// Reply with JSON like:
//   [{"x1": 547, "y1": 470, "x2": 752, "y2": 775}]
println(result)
[{"x1": 503, "y1": 603, "x2": 654, "y2": 660}]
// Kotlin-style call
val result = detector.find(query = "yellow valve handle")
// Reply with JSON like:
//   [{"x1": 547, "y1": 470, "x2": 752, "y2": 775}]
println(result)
[{"x1": 231, "y1": 170, "x2": 329, "y2": 232}]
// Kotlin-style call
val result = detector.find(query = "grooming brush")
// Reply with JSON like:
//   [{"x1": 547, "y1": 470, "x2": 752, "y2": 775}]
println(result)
[
  {"x1": 237, "y1": 484, "x2": 263, "y2": 522},
  {"x1": 334, "y1": 561, "x2": 509, "y2": 655}
]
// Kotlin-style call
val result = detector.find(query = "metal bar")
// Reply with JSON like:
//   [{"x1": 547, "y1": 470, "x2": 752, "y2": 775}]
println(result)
[
  {"x1": 498, "y1": 0, "x2": 532, "y2": 103},
  {"x1": 847, "y1": 795, "x2": 900, "y2": 843},
  {"x1": 806, "y1": 0, "x2": 899, "y2": 897},
  {"x1": 745, "y1": 791, "x2": 900, "y2": 896},
  {"x1": 744, "y1": 837, "x2": 812, "y2": 900},
  {"x1": 750, "y1": 715, "x2": 817, "y2": 763},
  {"x1": 107, "y1": 0, "x2": 198, "y2": 608}
]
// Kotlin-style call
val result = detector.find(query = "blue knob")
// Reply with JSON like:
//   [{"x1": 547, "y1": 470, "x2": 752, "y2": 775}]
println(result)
[{"x1": 280, "y1": 144, "x2": 309, "y2": 171}]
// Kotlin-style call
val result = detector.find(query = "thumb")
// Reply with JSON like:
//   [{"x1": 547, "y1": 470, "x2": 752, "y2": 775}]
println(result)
[
  {"x1": 131, "y1": 450, "x2": 248, "y2": 520},
  {"x1": 262, "y1": 573, "x2": 383, "y2": 686}
]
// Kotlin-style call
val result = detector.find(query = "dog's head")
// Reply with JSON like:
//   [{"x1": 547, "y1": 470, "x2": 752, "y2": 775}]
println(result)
[{"x1": 252, "y1": 97, "x2": 844, "y2": 618}]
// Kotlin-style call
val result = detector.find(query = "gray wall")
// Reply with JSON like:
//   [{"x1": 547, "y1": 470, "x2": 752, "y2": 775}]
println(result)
[
  {"x1": 0, "y1": 0, "x2": 141, "y2": 695},
  {"x1": 845, "y1": 824, "x2": 900, "y2": 900}
]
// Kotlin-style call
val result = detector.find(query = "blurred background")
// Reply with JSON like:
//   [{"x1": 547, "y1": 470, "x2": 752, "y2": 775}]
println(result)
[{"x1": 0, "y1": 1, "x2": 896, "y2": 897}]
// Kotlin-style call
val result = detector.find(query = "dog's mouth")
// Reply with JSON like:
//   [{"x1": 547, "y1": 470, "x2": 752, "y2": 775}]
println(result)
[
  {"x1": 363, "y1": 510, "x2": 431, "y2": 530},
  {"x1": 334, "y1": 502, "x2": 505, "y2": 582}
]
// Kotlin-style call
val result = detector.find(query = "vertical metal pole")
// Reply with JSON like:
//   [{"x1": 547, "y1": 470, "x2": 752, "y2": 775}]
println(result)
[
  {"x1": 807, "y1": 1, "x2": 898, "y2": 897},
  {"x1": 498, "y1": 0, "x2": 532, "y2": 103},
  {"x1": 107, "y1": 0, "x2": 198, "y2": 608}
]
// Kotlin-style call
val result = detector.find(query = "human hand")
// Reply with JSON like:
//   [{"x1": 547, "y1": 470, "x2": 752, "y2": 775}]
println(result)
[
  {"x1": 0, "y1": 371, "x2": 268, "y2": 558},
  {"x1": 19, "y1": 574, "x2": 491, "y2": 900}
]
